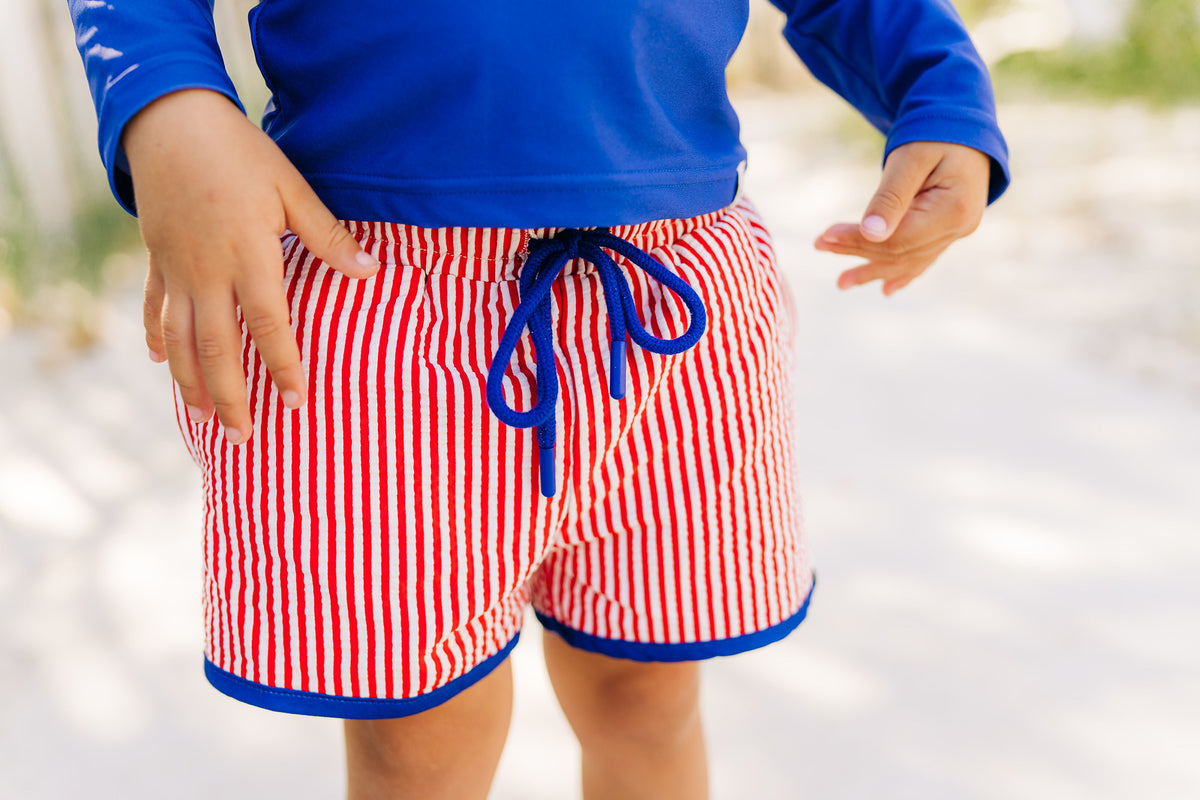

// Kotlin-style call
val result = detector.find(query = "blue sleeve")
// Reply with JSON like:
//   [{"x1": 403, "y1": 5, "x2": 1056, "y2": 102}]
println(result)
[
  {"x1": 767, "y1": 0, "x2": 1010, "y2": 203},
  {"x1": 67, "y1": 0, "x2": 245, "y2": 216}
]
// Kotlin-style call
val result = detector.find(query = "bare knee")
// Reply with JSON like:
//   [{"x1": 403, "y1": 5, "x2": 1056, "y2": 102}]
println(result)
[
  {"x1": 544, "y1": 633, "x2": 702, "y2": 752},
  {"x1": 585, "y1": 661, "x2": 701, "y2": 750}
]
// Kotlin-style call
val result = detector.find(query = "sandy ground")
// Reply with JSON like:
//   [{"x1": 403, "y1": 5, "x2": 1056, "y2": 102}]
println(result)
[{"x1": 2, "y1": 92, "x2": 1199, "y2": 799}]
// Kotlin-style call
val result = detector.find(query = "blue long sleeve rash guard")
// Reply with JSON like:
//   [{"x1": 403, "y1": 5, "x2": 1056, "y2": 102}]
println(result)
[{"x1": 69, "y1": 0, "x2": 1009, "y2": 228}]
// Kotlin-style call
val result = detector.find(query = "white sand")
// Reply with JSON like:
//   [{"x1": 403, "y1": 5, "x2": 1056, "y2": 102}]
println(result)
[{"x1": 1, "y1": 92, "x2": 1198, "y2": 799}]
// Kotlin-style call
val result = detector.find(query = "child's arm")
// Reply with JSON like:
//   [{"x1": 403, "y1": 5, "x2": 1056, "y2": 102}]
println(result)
[
  {"x1": 69, "y1": 2, "x2": 376, "y2": 444},
  {"x1": 767, "y1": 0, "x2": 1009, "y2": 295}
]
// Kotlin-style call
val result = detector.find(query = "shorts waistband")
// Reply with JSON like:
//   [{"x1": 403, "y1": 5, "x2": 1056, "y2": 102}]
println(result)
[{"x1": 340, "y1": 206, "x2": 728, "y2": 281}]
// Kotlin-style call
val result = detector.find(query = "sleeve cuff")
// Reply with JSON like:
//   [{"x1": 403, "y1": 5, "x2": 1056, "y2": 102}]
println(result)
[
  {"x1": 883, "y1": 109, "x2": 1012, "y2": 205},
  {"x1": 97, "y1": 56, "x2": 245, "y2": 216}
]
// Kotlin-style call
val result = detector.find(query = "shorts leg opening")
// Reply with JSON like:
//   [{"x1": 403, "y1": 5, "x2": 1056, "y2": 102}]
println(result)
[
  {"x1": 536, "y1": 573, "x2": 816, "y2": 663},
  {"x1": 203, "y1": 633, "x2": 521, "y2": 719}
]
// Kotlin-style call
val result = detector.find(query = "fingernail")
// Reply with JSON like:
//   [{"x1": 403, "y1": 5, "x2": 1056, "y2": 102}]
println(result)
[
  {"x1": 281, "y1": 389, "x2": 302, "y2": 409},
  {"x1": 862, "y1": 215, "x2": 888, "y2": 238},
  {"x1": 225, "y1": 428, "x2": 247, "y2": 446},
  {"x1": 187, "y1": 405, "x2": 206, "y2": 422},
  {"x1": 355, "y1": 250, "x2": 380, "y2": 269},
  {"x1": 149, "y1": 349, "x2": 167, "y2": 363}
]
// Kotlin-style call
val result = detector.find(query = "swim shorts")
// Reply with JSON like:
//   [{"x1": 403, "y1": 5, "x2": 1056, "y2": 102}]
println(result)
[{"x1": 176, "y1": 196, "x2": 816, "y2": 718}]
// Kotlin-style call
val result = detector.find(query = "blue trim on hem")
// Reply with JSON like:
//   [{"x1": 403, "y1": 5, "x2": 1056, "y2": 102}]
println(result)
[
  {"x1": 203, "y1": 633, "x2": 520, "y2": 719},
  {"x1": 536, "y1": 572, "x2": 817, "y2": 662}
]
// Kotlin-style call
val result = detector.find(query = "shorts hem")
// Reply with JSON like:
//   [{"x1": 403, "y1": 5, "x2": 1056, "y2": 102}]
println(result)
[
  {"x1": 202, "y1": 633, "x2": 520, "y2": 719},
  {"x1": 536, "y1": 572, "x2": 816, "y2": 663}
]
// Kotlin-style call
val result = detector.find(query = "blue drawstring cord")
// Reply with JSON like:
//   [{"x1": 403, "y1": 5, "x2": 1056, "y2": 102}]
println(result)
[{"x1": 484, "y1": 228, "x2": 708, "y2": 498}]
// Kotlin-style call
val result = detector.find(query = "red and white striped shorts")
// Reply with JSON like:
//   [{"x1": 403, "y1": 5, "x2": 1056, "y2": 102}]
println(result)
[{"x1": 177, "y1": 196, "x2": 816, "y2": 718}]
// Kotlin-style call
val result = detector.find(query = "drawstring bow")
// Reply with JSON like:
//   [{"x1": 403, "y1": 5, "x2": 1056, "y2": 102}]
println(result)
[{"x1": 484, "y1": 227, "x2": 707, "y2": 497}]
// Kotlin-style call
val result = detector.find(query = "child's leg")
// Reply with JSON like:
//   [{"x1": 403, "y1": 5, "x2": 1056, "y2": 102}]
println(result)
[
  {"x1": 527, "y1": 197, "x2": 815, "y2": 797},
  {"x1": 543, "y1": 633, "x2": 708, "y2": 800},
  {"x1": 343, "y1": 658, "x2": 513, "y2": 800}
]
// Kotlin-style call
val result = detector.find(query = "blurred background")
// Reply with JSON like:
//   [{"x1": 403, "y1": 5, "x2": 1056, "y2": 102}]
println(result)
[{"x1": 2, "y1": 1, "x2": 1198, "y2": 798}]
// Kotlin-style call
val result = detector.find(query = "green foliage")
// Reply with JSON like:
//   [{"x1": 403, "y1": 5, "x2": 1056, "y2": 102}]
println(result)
[
  {"x1": 0, "y1": 96, "x2": 139, "y2": 311},
  {"x1": 0, "y1": 190, "x2": 139, "y2": 298},
  {"x1": 0, "y1": 133, "x2": 38, "y2": 298},
  {"x1": 62, "y1": 197, "x2": 143, "y2": 287},
  {"x1": 954, "y1": 0, "x2": 1012, "y2": 24},
  {"x1": 996, "y1": 0, "x2": 1200, "y2": 104},
  {"x1": 0, "y1": 180, "x2": 139, "y2": 345}
]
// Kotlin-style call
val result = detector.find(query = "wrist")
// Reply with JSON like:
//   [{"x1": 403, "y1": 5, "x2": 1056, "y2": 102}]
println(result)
[{"x1": 121, "y1": 88, "x2": 243, "y2": 167}]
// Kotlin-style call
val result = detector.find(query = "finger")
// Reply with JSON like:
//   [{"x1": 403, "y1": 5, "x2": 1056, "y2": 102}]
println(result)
[
  {"x1": 161, "y1": 289, "x2": 213, "y2": 423},
  {"x1": 836, "y1": 261, "x2": 907, "y2": 291},
  {"x1": 882, "y1": 273, "x2": 920, "y2": 296},
  {"x1": 837, "y1": 256, "x2": 935, "y2": 292},
  {"x1": 192, "y1": 295, "x2": 253, "y2": 445},
  {"x1": 817, "y1": 222, "x2": 958, "y2": 262},
  {"x1": 860, "y1": 142, "x2": 943, "y2": 243},
  {"x1": 235, "y1": 244, "x2": 305, "y2": 410},
  {"x1": 143, "y1": 262, "x2": 168, "y2": 362},
  {"x1": 880, "y1": 255, "x2": 935, "y2": 295},
  {"x1": 280, "y1": 171, "x2": 380, "y2": 279}
]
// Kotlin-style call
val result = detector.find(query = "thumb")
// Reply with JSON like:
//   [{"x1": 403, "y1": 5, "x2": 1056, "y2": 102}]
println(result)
[
  {"x1": 861, "y1": 144, "x2": 940, "y2": 243},
  {"x1": 281, "y1": 173, "x2": 380, "y2": 278}
]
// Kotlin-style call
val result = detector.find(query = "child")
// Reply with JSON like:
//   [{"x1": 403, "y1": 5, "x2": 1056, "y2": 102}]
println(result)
[{"x1": 68, "y1": 1, "x2": 1008, "y2": 798}]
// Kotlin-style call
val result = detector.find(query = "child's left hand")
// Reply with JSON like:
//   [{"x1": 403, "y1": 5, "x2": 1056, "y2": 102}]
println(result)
[{"x1": 814, "y1": 141, "x2": 991, "y2": 296}]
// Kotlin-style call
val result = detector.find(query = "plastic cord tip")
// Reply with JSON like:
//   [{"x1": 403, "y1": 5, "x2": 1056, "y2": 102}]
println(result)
[
  {"x1": 610, "y1": 340, "x2": 627, "y2": 400},
  {"x1": 538, "y1": 445, "x2": 556, "y2": 497}
]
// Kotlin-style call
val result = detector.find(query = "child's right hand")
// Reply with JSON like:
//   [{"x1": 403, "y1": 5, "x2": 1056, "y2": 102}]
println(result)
[{"x1": 122, "y1": 89, "x2": 380, "y2": 445}]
